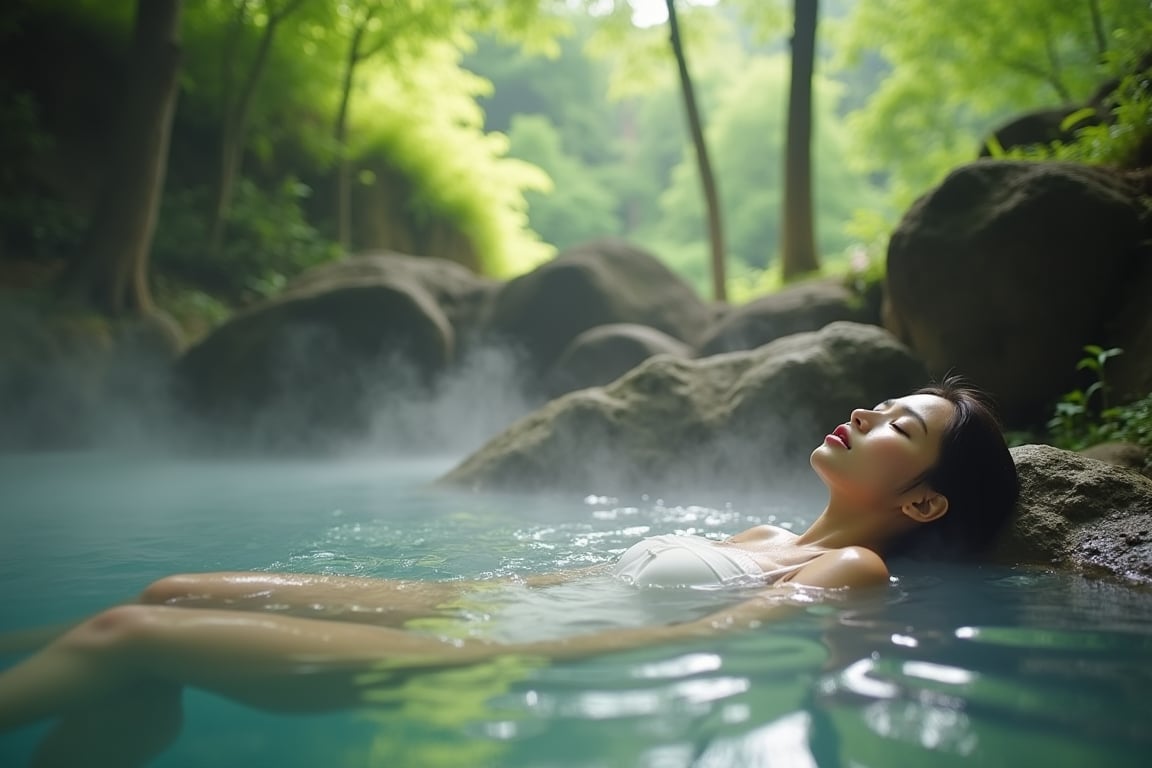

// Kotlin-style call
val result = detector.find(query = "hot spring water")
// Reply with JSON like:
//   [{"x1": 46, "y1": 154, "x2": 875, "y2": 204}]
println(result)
[{"x1": 1, "y1": 452, "x2": 1150, "y2": 767}]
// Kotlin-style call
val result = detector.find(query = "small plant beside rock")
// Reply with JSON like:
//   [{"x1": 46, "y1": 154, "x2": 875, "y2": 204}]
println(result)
[{"x1": 1047, "y1": 345, "x2": 1152, "y2": 471}]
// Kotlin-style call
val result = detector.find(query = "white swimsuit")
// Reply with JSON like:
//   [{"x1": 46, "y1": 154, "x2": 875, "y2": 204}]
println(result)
[
  {"x1": 429, "y1": 535, "x2": 815, "y2": 644},
  {"x1": 613, "y1": 534, "x2": 810, "y2": 589}
]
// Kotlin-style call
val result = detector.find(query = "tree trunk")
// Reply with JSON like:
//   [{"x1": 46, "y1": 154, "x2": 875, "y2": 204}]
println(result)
[
  {"x1": 69, "y1": 0, "x2": 183, "y2": 315},
  {"x1": 1087, "y1": 0, "x2": 1107, "y2": 58},
  {"x1": 665, "y1": 0, "x2": 726, "y2": 302},
  {"x1": 334, "y1": 17, "x2": 370, "y2": 253},
  {"x1": 781, "y1": 0, "x2": 819, "y2": 281},
  {"x1": 206, "y1": 0, "x2": 304, "y2": 258}
]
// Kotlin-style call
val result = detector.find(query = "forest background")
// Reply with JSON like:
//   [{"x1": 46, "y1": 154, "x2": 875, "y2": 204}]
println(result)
[{"x1": 0, "y1": 0, "x2": 1148, "y2": 339}]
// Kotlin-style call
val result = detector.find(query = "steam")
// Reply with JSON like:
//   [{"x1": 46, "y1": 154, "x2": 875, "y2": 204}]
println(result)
[
  {"x1": 0, "y1": 307, "x2": 540, "y2": 463},
  {"x1": 358, "y1": 343, "x2": 537, "y2": 457},
  {"x1": 2, "y1": 299, "x2": 844, "y2": 518}
]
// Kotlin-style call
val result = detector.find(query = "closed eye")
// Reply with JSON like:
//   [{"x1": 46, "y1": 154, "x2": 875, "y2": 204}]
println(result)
[{"x1": 891, "y1": 422, "x2": 908, "y2": 436}]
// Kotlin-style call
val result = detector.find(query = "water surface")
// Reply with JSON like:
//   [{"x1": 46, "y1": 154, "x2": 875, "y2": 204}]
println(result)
[{"x1": 1, "y1": 453, "x2": 1149, "y2": 767}]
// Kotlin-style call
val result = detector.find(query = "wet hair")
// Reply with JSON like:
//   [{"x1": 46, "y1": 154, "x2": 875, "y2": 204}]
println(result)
[{"x1": 886, "y1": 375, "x2": 1020, "y2": 560}]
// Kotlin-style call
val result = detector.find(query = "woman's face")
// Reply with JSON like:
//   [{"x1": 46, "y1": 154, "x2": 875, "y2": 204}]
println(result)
[{"x1": 810, "y1": 393, "x2": 955, "y2": 504}]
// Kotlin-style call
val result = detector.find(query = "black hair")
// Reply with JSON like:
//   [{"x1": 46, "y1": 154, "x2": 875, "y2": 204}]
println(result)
[{"x1": 886, "y1": 375, "x2": 1020, "y2": 560}]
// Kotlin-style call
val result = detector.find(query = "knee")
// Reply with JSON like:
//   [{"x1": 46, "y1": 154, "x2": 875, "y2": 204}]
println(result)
[
  {"x1": 63, "y1": 605, "x2": 163, "y2": 652},
  {"x1": 139, "y1": 574, "x2": 202, "y2": 605}
]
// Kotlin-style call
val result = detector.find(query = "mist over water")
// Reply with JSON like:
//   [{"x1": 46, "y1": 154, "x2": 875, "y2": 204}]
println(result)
[
  {"x1": 0, "y1": 326, "x2": 543, "y2": 464},
  {"x1": 360, "y1": 344, "x2": 539, "y2": 458},
  {"x1": 1, "y1": 300, "x2": 837, "y2": 509}
]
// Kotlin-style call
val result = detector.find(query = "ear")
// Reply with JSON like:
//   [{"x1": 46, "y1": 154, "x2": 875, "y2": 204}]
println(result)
[{"x1": 900, "y1": 492, "x2": 949, "y2": 524}]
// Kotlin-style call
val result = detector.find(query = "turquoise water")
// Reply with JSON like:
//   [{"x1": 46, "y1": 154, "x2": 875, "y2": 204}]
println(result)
[{"x1": 2, "y1": 453, "x2": 1151, "y2": 767}]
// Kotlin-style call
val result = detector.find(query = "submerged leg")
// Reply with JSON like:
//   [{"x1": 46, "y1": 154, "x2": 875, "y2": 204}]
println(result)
[
  {"x1": 0, "y1": 573, "x2": 472, "y2": 657},
  {"x1": 139, "y1": 572, "x2": 472, "y2": 627},
  {"x1": 0, "y1": 571, "x2": 500, "y2": 657},
  {"x1": 0, "y1": 624, "x2": 75, "y2": 657},
  {"x1": 31, "y1": 681, "x2": 182, "y2": 768},
  {"x1": 0, "y1": 603, "x2": 492, "y2": 734}
]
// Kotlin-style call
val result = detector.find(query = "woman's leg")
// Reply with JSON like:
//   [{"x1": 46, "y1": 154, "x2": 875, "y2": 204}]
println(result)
[
  {"x1": 0, "y1": 570, "x2": 533, "y2": 657},
  {"x1": 0, "y1": 603, "x2": 492, "y2": 733},
  {"x1": 139, "y1": 572, "x2": 473, "y2": 627},
  {"x1": 30, "y1": 681, "x2": 182, "y2": 768}
]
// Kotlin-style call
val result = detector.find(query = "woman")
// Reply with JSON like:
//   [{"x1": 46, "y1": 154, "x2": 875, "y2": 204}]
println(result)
[{"x1": 0, "y1": 377, "x2": 1019, "y2": 766}]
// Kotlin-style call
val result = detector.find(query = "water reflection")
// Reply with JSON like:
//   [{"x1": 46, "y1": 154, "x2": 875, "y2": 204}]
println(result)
[{"x1": 811, "y1": 567, "x2": 1152, "y2": 768}]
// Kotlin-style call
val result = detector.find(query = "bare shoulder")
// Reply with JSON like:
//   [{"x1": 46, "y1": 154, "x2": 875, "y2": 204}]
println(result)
[
  {"x1": 786, "y1": 546, "x2": 889, "y2": 590},
  {"x1": 725, "y1": 524, "x2": 796, "y2": 543}
]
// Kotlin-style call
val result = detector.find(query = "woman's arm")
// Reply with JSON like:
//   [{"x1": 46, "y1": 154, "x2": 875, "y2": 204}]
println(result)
[{"x1": 517, "y1": 563, "x2": 611, "y2": 587}]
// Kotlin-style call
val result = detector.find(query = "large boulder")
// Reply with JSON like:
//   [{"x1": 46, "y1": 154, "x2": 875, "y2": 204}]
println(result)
[
  {"x1": 441, "y1": 322, "x2": 927, "y2": 497},
  {"x1": 885, "y1": 161, "x2": 1147, "y2": 426},
  {"x1": 997, "y1": 444, "x2": 1152, "y2": 584},
  {"x1": 286, "y1": 251, "x2": 499, "y2": 350},
  {"x1": 479, "y1": 239, "x2": 712, "y2": 382},
  {"x1": 174, "y1": 253, "x2": 491, "y2": 450},
  {"x1": 1103, "y1": 240, "x2": 1152, "y2": 404},
  {"x1": 544, "y1": 323, "x2": 691, "y2": 398},
  {"x1": 696, "y1": 278, "x2": 873, "y2": 356}
]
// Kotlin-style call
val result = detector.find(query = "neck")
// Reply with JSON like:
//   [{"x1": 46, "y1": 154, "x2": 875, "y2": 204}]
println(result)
[{"x1": 795, "y1": 496, "x2": 908, "y2": 553}]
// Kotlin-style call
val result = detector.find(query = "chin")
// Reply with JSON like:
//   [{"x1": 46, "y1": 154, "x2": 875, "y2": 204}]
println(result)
[{"x1": 809, "y1": 448, "x2": 834, "y2": 483}]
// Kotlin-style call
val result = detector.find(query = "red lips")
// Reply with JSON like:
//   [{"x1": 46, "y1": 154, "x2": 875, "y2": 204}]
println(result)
[{"x1": 832, "y1": 424, "x2": 852, "y2": 449}]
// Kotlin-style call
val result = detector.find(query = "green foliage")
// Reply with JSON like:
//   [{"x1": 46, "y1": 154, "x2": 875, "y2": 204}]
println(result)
[
  {"x1": 1050, "y1": 386, "x2": 1152, "y2": 471},
  {"x1": 174, "y1": 0, "x2": 563, "y2": 279},
  {"x1": 989, "y1": 18, "x2": 1152, "y2": 166},
  {"x1": 152, "y1": 278, "x2": 231, "y2": 343},
  {"x1": 1047, "y1": 345, "x2": 1129, "y2": 450},
  {"x1": 505, "y1": 114, "x2": 621, "y2": 251},
  {"x1": 587, "y1": 3, "x2": 735, "y2": 101},
  {"x1": 643, "y1": 52, "x2": 876, "y2": 291},
  {"x1": 350, "y1": 39, "x2": 553, "y2": 275},
  {"x1": 466, "y1": 22, "x2": 619, "y2": 167},
  {"x1": 0, "y1": 83, "x2": 84, "y2": 262},
  {"x1": 1102, "y1": 393, "x2": 1152, "y2": 458},
  {"x1": 152, "y1": 177, "x2": 337, "y2": 303},
  {"x1": 0, "y1": 194, "x2": 86, "y2": 264},
  {"x1": 835, "y1": 0, "x2": 1151, "y2": 209}
]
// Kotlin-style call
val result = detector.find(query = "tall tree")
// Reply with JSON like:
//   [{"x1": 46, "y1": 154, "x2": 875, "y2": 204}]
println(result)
[
  {"x1": 68, "y1": 0, "x2": 183, "y2": 315},
  {"x1": 333, "y1": 0, "x2": 388, "y2": 252},
  {"x1": 664, "y1": 0, "x2": 726, "y2": 302},
  {"x1": 331, "y1": 1, "x2": 460, "y2": 252},
  {"x1": 329, "y1": 0, "x2": 556, "y2": 253},
  {"x1": 205, "y1": 0, "x2": 307, "y2": 259},
  {"x1": 655, "y1": 55, "x2": 872, "y2": 284},
  {"x1": 780, "y1": 0, "x2": 818, "y2": 280}
]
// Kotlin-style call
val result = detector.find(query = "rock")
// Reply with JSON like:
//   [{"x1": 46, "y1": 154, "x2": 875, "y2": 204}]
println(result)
[
  {"x1": 479, "y1": 239, "x2": 711, "y2": 382},
  {"x1": 696, "y1": 278, "x2": 872, "y2": 356},
  {"x1": 544, "y1": 323, "x2": 691, "y2": 397},
  {"x1": 1078, "y1": 441, "x2": 1150, "y2": 478},
  {"x1": 978, "y1": 107, "x2": 1097, "y2": 156},
  {"x1": 441, "y1": 322, "x2": 927, "y2": 497},
  {"x1": 997, "y1": 444, "x2": 1152, "y2": 584},
  {"x1": 287, "y1": 251, "x2": 499, "y2": 350},
  {"x1": 979, "y1": 54, "x2": 1152, "y2": 164},
  {"x1": 112, "y1": 310, "x2": 185, "y2": 364},
  {"x1": 173, "y1": 253, "x2": 482, "y2": 449},
  {"x1": 885, "y1": 161, "x2": 1146, "y2": 426},
  {"x1": 1103, "y1": 239, "x2": 1152, "y2": 404}
]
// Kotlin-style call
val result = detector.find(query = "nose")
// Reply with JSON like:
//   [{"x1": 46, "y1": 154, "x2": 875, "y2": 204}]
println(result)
[{"x1": 850, "y1": 408, "x2": 874, "y2": 432}]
